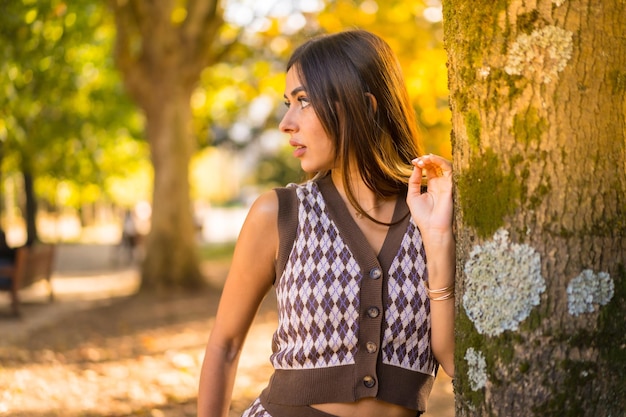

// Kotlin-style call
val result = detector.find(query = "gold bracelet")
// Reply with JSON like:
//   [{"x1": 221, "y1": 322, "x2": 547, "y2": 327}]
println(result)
[
  {"x1": 426, "y1": 284, "x2": 454, "y2": 294},
  {"x1": 425, "y1": 283, "x2": 455, "y2": 301},
  {"x1": 429, "y1": 291, "x2": 455, "y2": 301}
]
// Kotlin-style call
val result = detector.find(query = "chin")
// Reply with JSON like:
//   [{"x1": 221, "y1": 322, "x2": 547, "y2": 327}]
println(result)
[
  {"x1": 300, "y1": 163, "x2": 318, "y2": 174},
  {"x1": 301, "y1": 161, "x2": 334, "y2": 174}
]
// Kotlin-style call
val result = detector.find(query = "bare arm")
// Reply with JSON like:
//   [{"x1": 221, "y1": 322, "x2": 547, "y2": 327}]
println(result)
[
  {"x1": 197, "y1": 190, "x2": 278, "y2": 417},
  {"x1": 406, "y1": 154, "x2": 455, "y2": 377}
]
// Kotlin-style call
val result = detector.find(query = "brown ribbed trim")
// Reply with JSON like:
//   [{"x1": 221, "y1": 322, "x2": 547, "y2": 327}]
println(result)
[
  {"x1": 260, "y1": 388, "x2": 340, "y2": 417},
  {"x1": 377, "y1": 364, "x2": 435, "y2": 411},
  {"x1": 273, "y1": 186, "x2": 299, "y2": 284},
  {"x1": 266, "y1": 367, "x2": 358, "y2": 405},
  {"x1": 264, "y1": 366, "x2": 434, "y2": 411}
]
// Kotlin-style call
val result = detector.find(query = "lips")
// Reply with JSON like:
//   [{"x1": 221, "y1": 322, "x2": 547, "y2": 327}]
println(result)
[{"x1": 289, "y1": 139, "x2": 306, "y2": 158}]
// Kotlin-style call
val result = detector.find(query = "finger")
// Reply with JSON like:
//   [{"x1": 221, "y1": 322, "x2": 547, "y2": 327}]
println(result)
[
  {"x1": 414, "y1": 156, "x2": 440, "y2": 181},
  {"x1": 408, "y1": 159, "x2": 424, "y2": 193},
  {"x1": 416, "y1": 154, "x2": 452, "y2": 181},
  {"x1": 423, "y1": 154, "x2": 452, "y2": 176}
]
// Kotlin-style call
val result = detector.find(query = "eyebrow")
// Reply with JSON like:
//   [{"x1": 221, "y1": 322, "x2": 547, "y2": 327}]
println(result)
[{"x1": 284, "y1": 86, "x2": 306, "y2": 99}]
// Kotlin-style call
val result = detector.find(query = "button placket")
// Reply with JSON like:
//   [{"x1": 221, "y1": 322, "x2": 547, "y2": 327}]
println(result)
[{"x1": 355, "y1": 264, "x2": 384, "y2": 397}]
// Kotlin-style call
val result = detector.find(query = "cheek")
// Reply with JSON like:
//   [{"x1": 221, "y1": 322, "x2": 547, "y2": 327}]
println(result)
[
  {"x1": 324, "y1": 138, "x2": 335, "y2": 155},
  {"x1": 321, "y1": 138, "x2": 337, "y2": 166},
  {"x1": 306, "y1": 113, "x2": 335, "y2": 158}
]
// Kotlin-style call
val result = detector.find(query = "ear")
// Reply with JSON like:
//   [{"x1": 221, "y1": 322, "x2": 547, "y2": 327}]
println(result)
[{"x1": 365, "y1": 92, "x2": 378, "y2": 114}]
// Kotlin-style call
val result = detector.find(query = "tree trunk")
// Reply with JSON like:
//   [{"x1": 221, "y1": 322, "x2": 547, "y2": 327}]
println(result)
[
  {"x1": 110, "y1": 0, "x2": 224, "y2": 290},
  {"x1": 141, "y1": 87, "x2": 202, "y2": 289},
  {"x1": 22, "y1": 168, "x2": 38, "y2": 246},
  {"x1": 443, "y1": 0, "x2": 626, "y2": 415}
]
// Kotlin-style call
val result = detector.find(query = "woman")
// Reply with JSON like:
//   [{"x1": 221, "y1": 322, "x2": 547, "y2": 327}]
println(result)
[{"x1": 198, "y1": 29, "x2": 455, "y2": 417}]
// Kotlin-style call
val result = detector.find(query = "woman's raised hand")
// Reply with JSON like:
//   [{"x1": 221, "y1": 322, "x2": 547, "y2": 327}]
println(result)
[{"x1": 406, "y1": 154, "x2": 453, "y2": 239}]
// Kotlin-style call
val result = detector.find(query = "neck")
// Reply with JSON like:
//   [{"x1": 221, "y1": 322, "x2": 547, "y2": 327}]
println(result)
[
  {"x1": 331, "y1": 169, "x2": 376, "y2": 203},
  {"x1": 331, "y1": 170, "x2": 393, "y2": 220}
]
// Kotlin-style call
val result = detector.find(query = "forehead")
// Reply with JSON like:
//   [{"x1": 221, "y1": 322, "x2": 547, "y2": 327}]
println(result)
[{"x1": 284, "y1": 67, "x2": 304, "y2": 95}]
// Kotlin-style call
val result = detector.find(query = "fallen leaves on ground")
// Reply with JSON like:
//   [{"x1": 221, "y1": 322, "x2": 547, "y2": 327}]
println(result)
[{"x1": 0, "y1": 288, "x2": 276, "y2": 417}]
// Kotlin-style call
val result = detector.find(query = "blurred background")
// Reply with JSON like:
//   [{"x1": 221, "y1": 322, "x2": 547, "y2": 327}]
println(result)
[
  {"x1": 0, "y1": 0, "x2": 450, "y2": 247},
  {"x1": 0, "y1": 1, "x2": 454, "y2": 416}
]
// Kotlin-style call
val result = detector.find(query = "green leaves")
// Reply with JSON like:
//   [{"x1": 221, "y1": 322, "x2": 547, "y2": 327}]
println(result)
[{"x1": 0, "y1": 0, "x2": 144, "y2": 208}]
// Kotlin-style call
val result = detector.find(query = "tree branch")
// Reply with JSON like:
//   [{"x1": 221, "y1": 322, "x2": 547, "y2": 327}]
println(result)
[
  {"x1": 182, "y1": 0, "x2": 219, "y2": 44},
  {"x1": 178, "y1": 0, "x2": 225, "y2": 87},
  {"x1": 109, "y1": 0, "x2": 145, "y2": 103}
]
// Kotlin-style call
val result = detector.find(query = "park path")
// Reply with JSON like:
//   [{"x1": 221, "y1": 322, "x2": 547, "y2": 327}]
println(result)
[
  {"x1": 0, "y1": 243, "x2": 141, "y2": 346},
  {"x1": 0, "y1": 244, "x2": 453, "y2": 417}
]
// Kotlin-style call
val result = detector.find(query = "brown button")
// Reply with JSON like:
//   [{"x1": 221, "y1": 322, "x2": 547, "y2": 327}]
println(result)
[
  {"x1": 369, "y1": 268, "x2": 382, "y2": 279},
  {"x1": 367, "y1": 306, "x2": 380, "y2": 318},
  {"x1": 363, "y1": 375, "x2": 376, "y2": 388},
  {"x1": 366, "y1": 342, "x2": 377, "y2": 353}
]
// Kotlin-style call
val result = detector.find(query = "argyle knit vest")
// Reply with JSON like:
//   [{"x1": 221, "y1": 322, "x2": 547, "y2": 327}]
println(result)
[{"x1": 262, "y1": 175, "x2": 438, "y2": 412}]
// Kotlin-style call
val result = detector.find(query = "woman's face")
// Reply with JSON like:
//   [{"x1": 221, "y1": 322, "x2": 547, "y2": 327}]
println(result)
[{"x1": 279, "y1": 67, "x2": 336, "y2": 173}]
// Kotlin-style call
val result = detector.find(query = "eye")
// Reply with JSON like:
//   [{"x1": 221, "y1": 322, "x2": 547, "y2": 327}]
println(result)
[
  {"x1": 283, "y1": 95, "x2": 311, "y2": 109},
  {"x1": 297, "y1": 97, "x2": 311, "y2": 109}
]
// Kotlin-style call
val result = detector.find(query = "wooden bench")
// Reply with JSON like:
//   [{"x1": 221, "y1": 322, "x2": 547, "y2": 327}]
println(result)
[{"x1": 0, "y1": 244, "x2": 55, "y2": 317}]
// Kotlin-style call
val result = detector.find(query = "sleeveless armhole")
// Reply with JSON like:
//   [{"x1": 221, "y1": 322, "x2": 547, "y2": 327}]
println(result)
[{"x1": 274, "y1": 186, "x2": 299, "y2": 284}]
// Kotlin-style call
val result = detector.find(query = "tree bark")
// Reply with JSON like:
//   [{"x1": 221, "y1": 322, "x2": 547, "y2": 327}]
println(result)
[
  {"x1": 109, "y1": 0, "x2": 224, "y2": 289},
  {"x1": 443, "y1": 0, "x2": 626, "y2": 415},
  {"x1": 22, "y1": 168, "x2": 38, "y2": 246},
  {"x1": 141, "y1": 85, "x2": 202, "y2": 289}
]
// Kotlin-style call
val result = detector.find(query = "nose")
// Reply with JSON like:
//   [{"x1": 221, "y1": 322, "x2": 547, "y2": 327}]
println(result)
[{"x1": 279, "y1": 108, "x2": 296, "y2": 134}]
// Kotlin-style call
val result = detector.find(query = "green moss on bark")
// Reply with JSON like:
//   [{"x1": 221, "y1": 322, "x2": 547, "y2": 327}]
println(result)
[
  {"x1": 534, "y1": 360, "x2": 599, "y2": 415},
  {"x1": 610, "y1": 70, "x2": 626, "y2": 94},
  {"x1": 443, "y1": 0, "x2": 508, "y2": 114},
  {"x1": 596, "y1": 263, "x2": 626, "y2": 410},
  {"x1": 458, "y1": 148, "x2": 521, "y2": 238},
  {"x1": 443, "y1": 0, "x2": 508, "y2": 68},
  {"x1": 516, "y1": 10, "x2": 541, "y2": 34},
  {"x1": 465, "y1": 111, "x2": 481, "y2": 152},
  {"x1": 456, "y1": 308, "x2": 525, "y2": 412},
  {"x1": 532, "y1": 265, "x2": 626, "y2": 415},
  {"x1": 513, "y1": 106, "x2": 547, "y2": 145},
  {"x1": 528, "y1": 183, "x2": 551, "y2": 209},
  {"x1": 455, "y1": 312, "x2": 486, "y2": 408}
]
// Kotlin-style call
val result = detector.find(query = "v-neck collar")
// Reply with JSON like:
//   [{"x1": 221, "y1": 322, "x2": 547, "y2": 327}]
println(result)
[{"x1": 315, "y1": 174, "x2": 410, "y2": 272}]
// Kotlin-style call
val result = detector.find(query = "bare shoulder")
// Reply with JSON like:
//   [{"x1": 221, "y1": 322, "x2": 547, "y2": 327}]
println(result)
[
  {"x1": 233, "y1": 189, "x2": 279, "y2": 265},
  {"x1": 208, "y1": 190, "x2": 280, "y2": 350},
  {"x1": 239, "y1": 190, "x2": 280, "y2": 240},
  {"x1": 247, "y1": 189, "x2": 279, "y2": 221}
]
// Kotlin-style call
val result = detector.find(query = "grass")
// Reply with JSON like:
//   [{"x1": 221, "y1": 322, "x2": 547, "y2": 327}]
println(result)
[{"x1": 198, "y1": 242, "x2": 236, "y2": 262}]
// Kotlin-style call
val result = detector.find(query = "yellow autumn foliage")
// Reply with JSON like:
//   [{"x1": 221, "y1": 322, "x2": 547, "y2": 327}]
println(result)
[{"x1": 316, "y1": 0, "x2": 451, "y2": 156}]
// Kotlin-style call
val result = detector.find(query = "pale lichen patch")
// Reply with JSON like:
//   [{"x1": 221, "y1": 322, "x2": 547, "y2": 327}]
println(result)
[
  {"x1": 463, "y1": 229, "x2": 546, "y2": 336},
  {"x1": 567, "y1": 269, "x2": 615, "y2": 316},
  {"x1": 504, "y1": 25, "x2": 574, "y2": 83},
  {"x1": 465, "y1": 347, "x2": 487, "y2": 391},
  {"x1": 552, "y1": 0, "x2": 566, "y2": 6},
  {"x1": 477, "y1": 65, "x2": 491, "y2": 79}
]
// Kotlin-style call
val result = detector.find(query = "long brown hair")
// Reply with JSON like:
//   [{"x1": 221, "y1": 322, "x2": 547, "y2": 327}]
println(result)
[{"x1": 286, "y1": 29, "x2": 424, "y2": 220}]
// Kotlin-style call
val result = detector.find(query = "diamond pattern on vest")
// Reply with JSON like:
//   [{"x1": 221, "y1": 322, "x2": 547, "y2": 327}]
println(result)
[
  {"x1": 382, "y1": 220, "x2": 436, "y2": 374},
  {"x1": 241, "y1": 397, "x2": 270, "y2": 417},
  {"x1": 271, "y1": 182, "x2": 361, "y2": 369}
]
